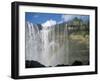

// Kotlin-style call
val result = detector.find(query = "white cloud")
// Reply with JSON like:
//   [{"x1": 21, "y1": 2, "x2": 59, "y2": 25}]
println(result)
[
  {"x1": 58, "y1": 20, "x2": 63, "y2": 24},
  {"x1": 62, "y1": 15, "x2": 74, "y2": 22},
  {"x1": 42, "y1": 19, "x2": 56, "y2": 27}
]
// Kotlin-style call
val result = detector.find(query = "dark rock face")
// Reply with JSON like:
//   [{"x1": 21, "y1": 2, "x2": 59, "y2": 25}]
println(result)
[
  {"x1": 87, "y1": 61, "x2": 89, "y2": 65},
  {"x1": 56, "y1": 64, "x2": 69, "y2": 67},
  {"x1": 37, "y1": 24, "x2": 42, "y2": 30},
  {"x1": 25, "y1": 60, "x2": 45, "y2": 68},
  {"x1": 72, "y1": 60, "x2": 83, "y2": 66},
  {"x1": 25, "y1": 60, "x2": 70, "y2": 68},
  {"x1": 25, "y1": 60, "x2": 86, "y2": 68}
]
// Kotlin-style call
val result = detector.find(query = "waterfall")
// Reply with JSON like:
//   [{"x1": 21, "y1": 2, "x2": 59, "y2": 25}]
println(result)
[{"x1": 25, "y1": 21, "x2": 69, "y2": 67}]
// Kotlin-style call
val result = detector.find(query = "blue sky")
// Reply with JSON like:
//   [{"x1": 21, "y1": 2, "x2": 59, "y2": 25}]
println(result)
[
  {"x1": 25, "y1": 12, "x2": 62, "y2": 24},
  {"x1": 25, "y1": 12, "x2": 89, "y2": 24}
]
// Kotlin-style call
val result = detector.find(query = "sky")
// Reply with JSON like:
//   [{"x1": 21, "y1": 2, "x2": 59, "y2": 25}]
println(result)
[{"x1": 25, "y1": 12, "x2": 89, "y2": 26}]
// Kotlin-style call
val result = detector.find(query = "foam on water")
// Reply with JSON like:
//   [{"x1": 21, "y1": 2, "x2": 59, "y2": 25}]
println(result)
[{"x1": 25, "y1": 21, "x2": 69, "y2": 66}]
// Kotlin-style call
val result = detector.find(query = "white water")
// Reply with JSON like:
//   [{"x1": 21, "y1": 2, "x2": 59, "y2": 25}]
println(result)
[{"x1": 25, "y1": 21, "x2": 69, "y2": 66}]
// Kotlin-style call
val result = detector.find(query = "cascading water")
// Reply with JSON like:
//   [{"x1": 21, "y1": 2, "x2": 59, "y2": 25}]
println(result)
[{"x1": 25, "y1": 21, "x2": 69, "y2": 67}]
